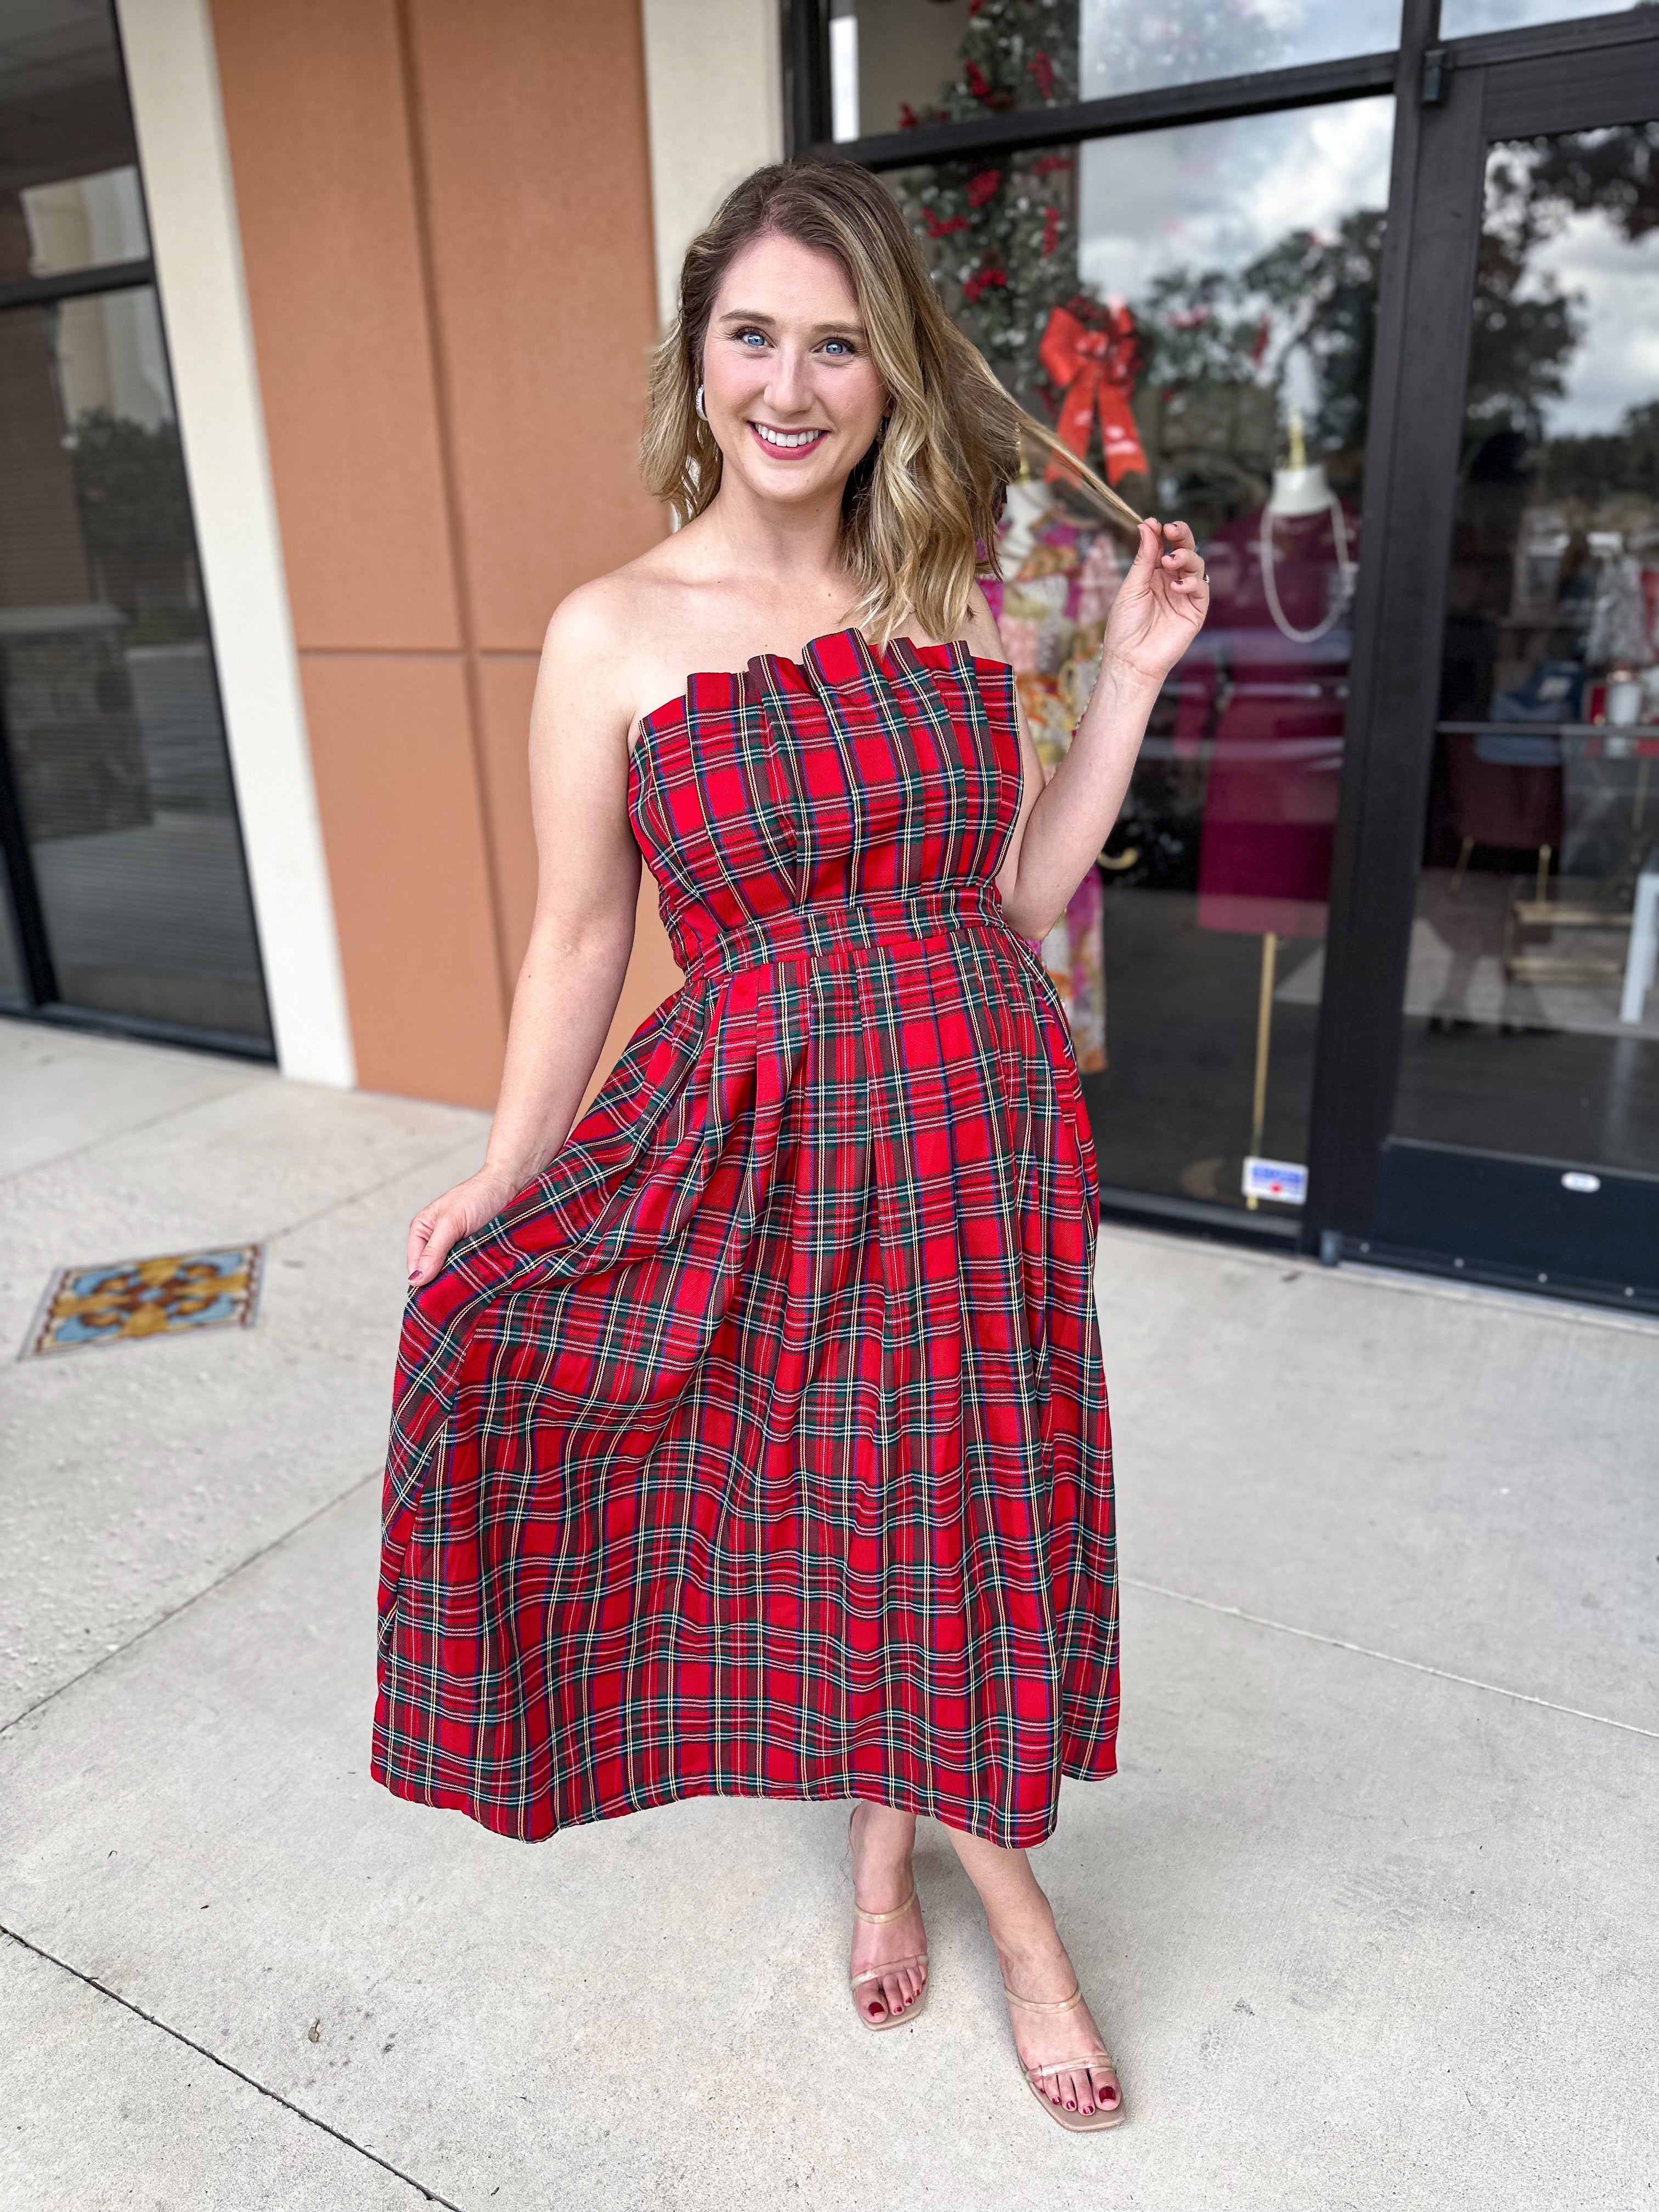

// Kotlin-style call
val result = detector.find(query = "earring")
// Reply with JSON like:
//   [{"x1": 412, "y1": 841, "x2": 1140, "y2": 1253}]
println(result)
[{"x1": 695, "y1": 383, "x2": 707, "y2": 421}]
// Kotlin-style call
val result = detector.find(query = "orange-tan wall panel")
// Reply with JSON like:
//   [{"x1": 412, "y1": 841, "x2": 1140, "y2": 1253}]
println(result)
[
  {"x1": 211, "y1": 0, "x2": 668, "y2": 1110},
  {"x1": 300, "y1": 656, "x2": 507, "y2": 1105},
  {"x1": 472, "y1": 654, "x2": 541, "y2": 972},
  {"x1": 404, "y1": 0, "x2": 666, "y2": 652},
  {"x1": 210, "y1": 0, "x2": 461, "y2": 652}
]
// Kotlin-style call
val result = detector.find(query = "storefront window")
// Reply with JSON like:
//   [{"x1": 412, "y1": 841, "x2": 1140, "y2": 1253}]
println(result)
[
  {"x1": 842, "y1": 0, "x2": 1401, "y2": 142},
  {"x1": 1440, "y1": 1, "x2": 1650, "y2": 33},
  {"x1": 893, "y1": 94, "x2": 1394, "y2": 1214},
  {"x1": 1077, "y1": 0, "x2": 1400, "y2": 100},
  {"x1": 1393, "y1": 127, "x2": 1659, "y2": 1176},
  {"x1": 0, "y1": 0, "x2": 270, "y2": 1046},
  {"x1": 0, "y1": 0, "x2": 144, "y2": 264},
  {"x1": 0, "y1": 287, "x2": 269, "y2": 1037}
]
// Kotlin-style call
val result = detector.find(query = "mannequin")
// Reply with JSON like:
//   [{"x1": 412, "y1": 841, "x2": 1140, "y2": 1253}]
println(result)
[
  {"x1": 1178, "y1": 409, "x2": 1358, "y2": 1200},
  {"x1": 1260, "y1": 406, "x2": 1358, "y2": 644},
  {"x1": 1267, "y1": 411, "x2": 1331, "y2": 517}
]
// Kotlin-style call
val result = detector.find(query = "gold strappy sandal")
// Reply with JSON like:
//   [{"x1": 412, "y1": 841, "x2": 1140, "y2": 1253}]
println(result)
[
  {"x1": 848, "y1": 1810, "x2": 929, "y2": 2030},
  {"x1": 1003, "y1": 1982, "x2": 1124, "y2": 2130}
]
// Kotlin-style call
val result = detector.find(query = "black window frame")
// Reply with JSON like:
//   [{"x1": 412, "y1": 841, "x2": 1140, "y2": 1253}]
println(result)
[{"x1": 1304, "y1": 8, "x2": 1659, "y2": 1312}]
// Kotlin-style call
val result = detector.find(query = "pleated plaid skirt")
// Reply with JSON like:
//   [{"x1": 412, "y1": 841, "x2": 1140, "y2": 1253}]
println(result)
[{"x1": 371, "y1": 625, "x2": 1118, "y2": 1847}]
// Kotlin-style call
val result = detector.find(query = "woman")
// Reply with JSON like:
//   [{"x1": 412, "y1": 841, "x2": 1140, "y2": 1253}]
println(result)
[{"x1": 373, "y1": 160, "x2": 1206, "y2": 2131}]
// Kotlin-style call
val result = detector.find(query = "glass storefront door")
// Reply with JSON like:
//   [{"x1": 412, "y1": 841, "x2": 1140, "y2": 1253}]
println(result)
[
  {"x1": 0, "y1": 0, "x2": 270, "y2": 1051},
  {"x1": 1320, "y1": 28, "x2": 1659, "y2": 1307}
]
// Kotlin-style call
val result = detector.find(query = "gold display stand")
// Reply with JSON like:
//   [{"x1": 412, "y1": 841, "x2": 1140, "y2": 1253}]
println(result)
[{"x1": 1245, "y1": 930, "x2": 1278, "y2": 1210}]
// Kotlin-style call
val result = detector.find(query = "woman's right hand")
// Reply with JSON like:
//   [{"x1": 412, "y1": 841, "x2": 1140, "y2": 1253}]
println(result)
[{"x1": 407, "y1": 1165, "x2": 526, "y2": 1288}]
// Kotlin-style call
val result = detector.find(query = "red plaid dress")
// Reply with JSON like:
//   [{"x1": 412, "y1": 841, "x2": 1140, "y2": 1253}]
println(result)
[{"x1": 372, "y1": 626, "x2": 1118, "y2": 1847}]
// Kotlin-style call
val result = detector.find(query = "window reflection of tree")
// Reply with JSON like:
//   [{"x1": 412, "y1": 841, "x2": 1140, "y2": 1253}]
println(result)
[
  {"x1": 1434, "y1": 126, "x2": 1659, "y2": 1022},
  {"x1": 1135, "y1": 211, "x2": 1384, "y2": 528}
]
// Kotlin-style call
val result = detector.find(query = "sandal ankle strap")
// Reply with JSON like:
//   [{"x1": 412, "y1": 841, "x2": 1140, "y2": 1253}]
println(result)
[
  {"x1": 852, "y1": 1886, "x2": 917, "y2": 1927},
  {"x1": 1002, "y1": 1981, "x2": 1085, "y2": 2015}
]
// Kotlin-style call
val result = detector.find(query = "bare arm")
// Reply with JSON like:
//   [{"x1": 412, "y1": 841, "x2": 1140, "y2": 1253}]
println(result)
[
  {"x1": 407, "y1": 590, "x2": 642, "y2": 1285},
  {"x1": 978, "y1": 517, "x2": 1207, "y2": 942}
]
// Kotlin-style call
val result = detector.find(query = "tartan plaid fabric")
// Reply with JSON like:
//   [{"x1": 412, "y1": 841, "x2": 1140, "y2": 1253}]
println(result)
[{"x1": 371, "y1": 627, "x2": 1118, "y2": 1847}]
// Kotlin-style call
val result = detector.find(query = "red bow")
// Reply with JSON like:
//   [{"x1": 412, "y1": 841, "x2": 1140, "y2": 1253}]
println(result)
[{"x1": 1039, "y1": 304, "x2": 1148, "y2": 486}]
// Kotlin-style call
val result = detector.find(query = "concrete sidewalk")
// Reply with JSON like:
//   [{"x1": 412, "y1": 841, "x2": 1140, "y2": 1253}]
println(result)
[{"x1": 2, "y1": 1013, "x2": 1654, "y2": 2210}]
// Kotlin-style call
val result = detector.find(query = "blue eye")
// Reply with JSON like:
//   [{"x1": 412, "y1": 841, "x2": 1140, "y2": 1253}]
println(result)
[
  {"x1": 823, "y1": 338, "x2": 854, "y2": 356},
  {"x1": 737, "y1": 329, "x2": 767, "y2": 347}
]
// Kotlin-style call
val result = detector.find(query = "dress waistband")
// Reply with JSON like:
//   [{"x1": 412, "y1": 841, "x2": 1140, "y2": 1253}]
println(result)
[{"x1": 674, "y1": 883, "x2": 1015, "y2": 982}]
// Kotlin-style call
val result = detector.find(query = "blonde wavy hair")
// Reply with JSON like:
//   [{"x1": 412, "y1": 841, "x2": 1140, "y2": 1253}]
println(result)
[{"x1": 641, "y1": 160, "x2": 1141, "y2": 647}]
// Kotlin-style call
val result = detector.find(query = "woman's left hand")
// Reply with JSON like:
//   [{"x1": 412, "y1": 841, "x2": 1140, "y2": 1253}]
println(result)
[{"x1": 1099, "y1": 517, "x2": 1209, "y2": 688}]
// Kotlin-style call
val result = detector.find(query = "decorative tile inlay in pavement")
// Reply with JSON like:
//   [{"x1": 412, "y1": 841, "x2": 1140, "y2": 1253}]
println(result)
[{"x1": 22, "y1": 1245, "x2": 264, "y2": 1358}]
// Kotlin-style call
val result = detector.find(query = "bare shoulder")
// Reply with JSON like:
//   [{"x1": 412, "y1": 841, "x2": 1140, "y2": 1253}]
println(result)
[
  {"x1": 527, "y1": 578, "x2": 645, "y2": 771},
  {"x1": 960, "y1": 580, "x2": 1008, "y2": 661},
  {"x1": 536, "y1": 572, "x2": 661, "y2": 720},
  {"x1": 540, "y1": 570, "x2": 649, "y2": 669},
  {"x1": 538, "y1": 539, "x2": 714, "y2": 738}
]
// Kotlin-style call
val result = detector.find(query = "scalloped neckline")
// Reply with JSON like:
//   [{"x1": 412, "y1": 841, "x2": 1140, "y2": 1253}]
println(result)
[{"x1": 627, "y1": 625, "x2": 1006, "y2": 778}]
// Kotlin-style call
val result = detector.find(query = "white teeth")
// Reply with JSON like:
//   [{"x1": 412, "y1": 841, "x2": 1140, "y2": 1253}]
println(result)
[{"x1": 753, "y1": 424, "x2": 823, "y2": 449}]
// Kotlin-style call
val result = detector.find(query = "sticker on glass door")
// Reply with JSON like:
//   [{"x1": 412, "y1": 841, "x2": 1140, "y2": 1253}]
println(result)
[{"x1": 1243, "y1": 1156, "x2": 1308, "y2": 1205}]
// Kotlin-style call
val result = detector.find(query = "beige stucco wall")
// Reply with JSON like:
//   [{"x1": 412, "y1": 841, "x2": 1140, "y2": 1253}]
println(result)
[{"x1": 641, "y1": 0, "x2": 785, "y2": 327}]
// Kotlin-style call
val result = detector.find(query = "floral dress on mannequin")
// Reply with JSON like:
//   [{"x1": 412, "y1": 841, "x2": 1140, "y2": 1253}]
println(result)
[{"x1": 984, "y1": 486, "x2": 1125, "y2": 1071}]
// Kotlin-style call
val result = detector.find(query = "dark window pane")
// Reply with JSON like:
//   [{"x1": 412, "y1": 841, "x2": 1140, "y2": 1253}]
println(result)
[
  {"x1": 891, "y1": 95, "x2": 1394, "y2": 1217},
  {"x1": 0, "y1": 287, "x2": 269, "y2": 1041},
  {"x1": 839, "y1": 0, "x2": 1402, "y2": 142},
  {"x1": 0, "y1": 852, "x2": 25, "y2": 1004},
  {"x1": 0, "y1": 1, "x2": 147, "y2": 276}
]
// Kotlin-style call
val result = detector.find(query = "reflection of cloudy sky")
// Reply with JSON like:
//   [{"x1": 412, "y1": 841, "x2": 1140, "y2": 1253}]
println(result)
[
  {"x1": 1440, "y1": 0, "x2": 1631, "y2": 30},
  {"x1": 1077, "y1": 99, "x2": 1395, "y2": 303},
  {"x1": 1522, "y1": 207, "x2": 1659, "y2": 436},
  {"x1": 1080, "y1": 0, "x2": 1399, "y2": 100}
]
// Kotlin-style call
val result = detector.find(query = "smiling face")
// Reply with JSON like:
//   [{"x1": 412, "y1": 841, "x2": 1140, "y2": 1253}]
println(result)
[{"x1": 699, "y1": 230, "x2": 888, "y2": 510}]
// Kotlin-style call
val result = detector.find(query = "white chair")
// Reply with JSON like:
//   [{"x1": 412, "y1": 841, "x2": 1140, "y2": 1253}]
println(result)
[{"x1": 1621, "y1": 858, "x2": 1659, "y2": 1025}]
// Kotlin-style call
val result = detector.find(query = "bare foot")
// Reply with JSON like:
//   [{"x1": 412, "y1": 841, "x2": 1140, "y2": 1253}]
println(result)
[
  {"x1": 848, "y1": 1801, "x2": 928, "y2": 2024},
  {"x1": 993, "y1": 1914, "x2": 1120, "y2": 2118}
]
